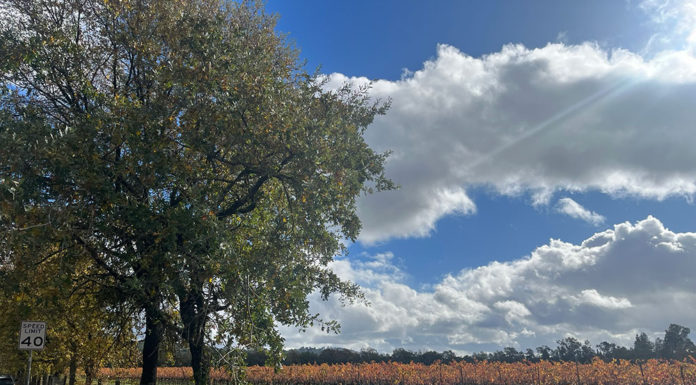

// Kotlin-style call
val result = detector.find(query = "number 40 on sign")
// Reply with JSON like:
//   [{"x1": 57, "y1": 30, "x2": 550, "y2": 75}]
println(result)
[{"x1": 19, "y1": 321, "x2": 45, "y2": 350}]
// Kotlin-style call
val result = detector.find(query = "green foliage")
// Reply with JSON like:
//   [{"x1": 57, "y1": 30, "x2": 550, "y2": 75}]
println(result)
[
  {"x1": 633, "y1": 332, "x2": 654, "y2": 360},
  {"x1": 658, "y1": 324, "x2": 696, "y2": 360},
  {"x1": 1, "y1": 0, "x2": 392, "y2": 383},
  {"x1": 0, "y1": 244, "x2": 139, "y2": 376}
]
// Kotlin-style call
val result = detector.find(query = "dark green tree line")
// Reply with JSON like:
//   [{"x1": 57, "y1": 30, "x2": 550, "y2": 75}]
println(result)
[{"x1": 263, "y1": 323, "x2": 696, "y2": 366}]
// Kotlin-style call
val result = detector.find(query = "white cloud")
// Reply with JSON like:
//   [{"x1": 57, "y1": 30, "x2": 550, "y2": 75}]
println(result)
[
  {"x1": 571, "y1": 289, "x2": 632, "y2": 309},
  {"x1": 281, "y1": 217, "x2": 696, "y2": 353},
  {"x1": 639, "y1": 0, "x2": 696, "y2": 54},
  {"x1": 338, "y1": 40, "x2": 696, "y2": 243},
  {"x1": 555, "y1": 197, "x2": 605, "y2": 226}
]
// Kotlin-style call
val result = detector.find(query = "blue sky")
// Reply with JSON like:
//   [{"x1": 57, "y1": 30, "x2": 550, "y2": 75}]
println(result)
[
  {"x1": 268, "y1": 1, "x2": 652, "y2": 80},
  {"x1": 266, "y1": 0, "x2": 696, "y2": 354}
]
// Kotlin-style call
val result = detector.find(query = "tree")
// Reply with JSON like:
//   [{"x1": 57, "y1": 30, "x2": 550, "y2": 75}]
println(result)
[
  {"x1": 359, "y1": 348, "x2": 385, "y2": 363},
  {"x1": 0, "y1": 243, "x2": 138, "y2": 382},
  {"x1": 524, "y1": 348, "x2": 537, "y2": 362},
  {"x1": 391, "y1": 348, "x2": 416, "y2": 364},
  {"x1": 596, "y1": 341, "x2": 630, "y2": 361},
  {"x1": 659, "y1": 324, "x2": 695, "y2": 360},
  {"x1": 417, "y1": 351, "x2": 443, "y2": 365},
  {"x1": 553, "y1": 337, "x2": 582, "y2": 361},
  {"x1": 633, "y1": 332, "x2": 654, "y2": 360},
  {"x1": 318, "y1": 348, "x2": 359, "y2": 365},
  {"x1": 553, "y1": 337, "x2": 594, "y2": 363},
  {"x1": 536, "y1": 345, "x2": 552, "y2": 361},
  {"x1": 491, "y1": 347, "x2": 523, "y2": 363},
  {"x1": 283, "y1": 348, "x2": 321, "y2": 365},
  {"x1": 0, "y1": 1, "x2": 391, "y2": 385},
  {"x1": 441, "y1": 350, "x2": 457, "y2": 364}
]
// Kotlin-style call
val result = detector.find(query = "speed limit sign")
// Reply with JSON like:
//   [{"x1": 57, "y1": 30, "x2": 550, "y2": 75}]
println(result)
[{"x1": 19, "y1": 321, "x2": 45, "y2": 350}]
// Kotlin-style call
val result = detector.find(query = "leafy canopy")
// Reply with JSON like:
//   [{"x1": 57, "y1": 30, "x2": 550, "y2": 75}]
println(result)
[{"x1": 0, "y1": 0, "x2": 393, "y2": 373}]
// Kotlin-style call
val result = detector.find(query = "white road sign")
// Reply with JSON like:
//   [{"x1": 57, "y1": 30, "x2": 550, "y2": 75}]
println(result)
[{"x1": 19, "y1": 321, "x2": 45, "y2": 350}]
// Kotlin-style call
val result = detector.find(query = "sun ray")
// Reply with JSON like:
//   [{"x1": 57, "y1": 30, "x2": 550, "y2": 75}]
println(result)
[{"x1": 465, "y1": 77, "x2": 642, "y2": 174}]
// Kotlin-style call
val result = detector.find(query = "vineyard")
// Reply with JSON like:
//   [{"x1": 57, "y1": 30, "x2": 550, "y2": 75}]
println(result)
[{"x1": 99, "y1": 359, "x2": 696, "y2": 385}]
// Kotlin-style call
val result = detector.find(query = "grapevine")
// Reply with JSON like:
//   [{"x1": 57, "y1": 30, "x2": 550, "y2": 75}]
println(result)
[{"x1": 99, "y1": 359, "x2": 696, "y2": 385}]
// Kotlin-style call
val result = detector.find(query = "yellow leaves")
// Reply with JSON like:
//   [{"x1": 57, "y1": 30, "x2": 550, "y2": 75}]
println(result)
[{"x1": 235, "y1": 360, "x2": 696, "y2": 385}]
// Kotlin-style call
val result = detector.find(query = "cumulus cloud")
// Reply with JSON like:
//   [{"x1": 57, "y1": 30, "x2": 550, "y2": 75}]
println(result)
[
  {"x1": 334, "y1": 40, "x2": 696, "y2": 243},
  {"x1": 571, "y1": 289, "x2": 632, "y2": 310},
  {"x1": 555, "y1": 197, "x2": 605, "y2": 226},
  {"x1": 281, "y1": 217, "x2": 696, "y2": 353}
]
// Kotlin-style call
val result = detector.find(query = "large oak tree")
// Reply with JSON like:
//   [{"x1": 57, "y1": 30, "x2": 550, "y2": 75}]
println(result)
[{"x1": 0, "y1": 1, "x2": 392, "y2": 385}]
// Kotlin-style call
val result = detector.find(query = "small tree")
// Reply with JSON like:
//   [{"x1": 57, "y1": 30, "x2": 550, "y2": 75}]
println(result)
[
  {"x1": 536, "y1": 345, "x2": 552, "y2": 361},
  {"x1": 553, "y1": 337, "x2": 594, "y2": 363},
  {"x1": 633, "y1": 332, "x2": 655, "y2": 360},
  {"x1": 0, "y1": 244, "x2": 138, "y2": 381}
]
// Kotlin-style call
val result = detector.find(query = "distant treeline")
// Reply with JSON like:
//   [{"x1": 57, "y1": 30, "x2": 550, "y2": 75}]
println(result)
[{"x1": 161, "y1": 323, "x2": 696, "y2": 367}]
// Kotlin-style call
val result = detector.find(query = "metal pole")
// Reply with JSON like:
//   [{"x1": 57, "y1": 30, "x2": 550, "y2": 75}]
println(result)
[{"x1": 26, "y1": 350, "x2": 32, "y2": 385}]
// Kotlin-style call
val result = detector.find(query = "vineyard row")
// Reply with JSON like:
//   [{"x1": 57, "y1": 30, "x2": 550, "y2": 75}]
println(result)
[{"x1": 99, "y1": 359, "x2": 696, "y2": 385}]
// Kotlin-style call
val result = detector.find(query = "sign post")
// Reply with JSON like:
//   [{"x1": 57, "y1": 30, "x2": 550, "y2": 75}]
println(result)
[
  {"x1": 25, "y1": 351, "x2": 32, "y2": 385},
  {"x1": 19, "y1": 321, "x2": 46, "y2": 385}
]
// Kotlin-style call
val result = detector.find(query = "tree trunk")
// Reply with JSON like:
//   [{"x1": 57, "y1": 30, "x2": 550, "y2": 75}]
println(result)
[
  {"x1": 190, "y1": 339, "x2": 209, "y2": 385},
  {"x1": 180, "y1": 287, "x2": 209, "y2": 385},
  {"x1": 84, "y1": 366, "x2": 93, "y2": 385},
  {"x1": 140, "y1": 306, "x2": 163, "y2": 385},
  {"x1": 84, "y1": 342, "x2": 96, "y2": 385},
  {"x1": 68, "y1": 354, "x2": 77, "y2": 385}
]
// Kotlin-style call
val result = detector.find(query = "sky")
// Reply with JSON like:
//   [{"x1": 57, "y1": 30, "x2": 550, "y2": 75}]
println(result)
[{"x1": 265, "y1": 0, "x2": 696, "y2": 354}]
